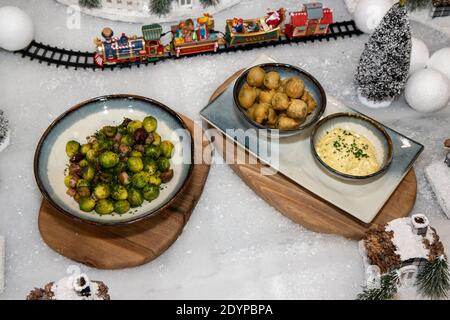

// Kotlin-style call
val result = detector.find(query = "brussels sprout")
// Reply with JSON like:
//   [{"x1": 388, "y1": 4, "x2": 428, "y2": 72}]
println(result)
[
  {"x1": 79, "y1": 159, "x2": 89, "y2": 167},
  {"x1": 120, "y1": 134, "x2": 134, "y2": 146},
  {"x1": 114, "y1": 200, "x2": 131, "y2": 215},
  {"x1": 143, "y1": 185, "x2": 160, "y2": 201},
  {"x1": 82, "y1": 165, "x2": 95, "y2": 181},
  {"x1": 111, "y1": 185, "x2": 128, "y2": 200},
  {"x1": 131, "y1": 171, "x2": 150, "y2": 189},
  {"x1": 76, "y1": 179, "x2": 90, "y2": 188},
  {"x1": 95, "y1": 199, "x2": 114, "y2": 215},
  {"x1": 152, "y1": 132, "x2": 161, "y2": 146},
  {"x1": 144, "y1": 145, "x2": 161, "y2": 159},
  {"x1": 130, "y1": 150, "x2": 142, "y2": 158},
  {"x1": 79, "y1": 197, "x2": 96, "y2": 212},
  {"x1": 86, "y1": 149, "x2": 97, "y2": 162},
  {"x1": 144, "y1": 160, "x2": 158, "y2": 175},
  {"x1": 66, "y1": 140, "x2": 80, "y2": 158},
  {"x1": 80, "y1": 143, "x2": 92, "y2": 155},
  {"x1": 157, "y1": 157, "x2": 171, "y2": 172},
  {"x1": 93, "y1": 183, "x2": 111, "y2": 199},
  {"x1": 64, "y1": 175, "x2": 72, "y2": 188},
  {"x1": 77, "y1": 186, "x2": 91, "y2": 198},
  {"x1": 160, "y1": 140, "x2": 174, "y2": 159},
  {"x1": 99, "y1": 151, "x2": 119, "y2": 169},
  {"x1": 102, "y1": 125, "x2": 117, "y2": 137},
  {"x1": 148, "y1": 174, "x2": 161, "y2": 186},
  {"x1": 128, "y1": 188, "x2": 144, "y2": 207},
  {"x1": 127, "y1": 120, "x2": 143, "y2": 134},
  {"x1": 143, "y1": 116, "x2": 157, "y2": 133},
  {"x1": 92, "y1": 140, "x2": 107, "y2": 152},
  {"x1": 127, "y1": 157, "x2": 144, "y2": 173}
]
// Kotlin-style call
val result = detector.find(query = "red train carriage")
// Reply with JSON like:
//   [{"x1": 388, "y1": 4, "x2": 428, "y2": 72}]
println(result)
[{"x1": 284, "y1": 2, "x2": 333, "y2": 38}]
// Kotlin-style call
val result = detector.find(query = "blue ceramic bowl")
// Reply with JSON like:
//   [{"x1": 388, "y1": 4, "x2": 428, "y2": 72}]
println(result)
[
  {"x1": 311, "y1": 112, "x2": 393, "y2": 181},
  {"x1": 233, "y1": 63, "x2": 326, "y2": 137},
  {"x1": 34, "y1": 95, "x2": 194, "y2": 225}
]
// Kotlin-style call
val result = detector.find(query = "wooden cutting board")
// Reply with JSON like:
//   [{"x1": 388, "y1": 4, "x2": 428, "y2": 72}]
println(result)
[
  {"x1": 38, "y1": 114, "x2": 210, "y2": 269},
  {"x1": 208, "y1": 70, "x2": 417, "y2": 240}
]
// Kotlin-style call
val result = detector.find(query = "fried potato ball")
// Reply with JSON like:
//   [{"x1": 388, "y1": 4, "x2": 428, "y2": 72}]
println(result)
[
  {"x1": 247, "y1": 67, "x2": 266, "y2": 88},
  {"x1": 286, "y1": 99, "x2": 307, "y2": 120},
  {"x1": 259, "y1": 90, "x2": 275, "y2": 104},
  {"x1": 264, "y1": 71, "x2": 281, "y2": 90},
  {"x1": 246, "y1": 104, "x2": 257, "y2": 121},
  {"x1": 238, "y1": 87, "x2": 257, "y2": 109},
  {"x1": 301, "y1": 91, "x2": 318, "y2": 113},
  {"x1": 285, "y1": 77, "x2": 305, "y2": 99},
  {"x1": 271, "y1": 92, "x2": 289, "y2": 111},
  {"x1": 277, "y1": 116, "x2": 300, "y2": 130},
  {"x1": 267, "y1": 108, "x2": 278, "y2": 125},
  {"x1": 253, "y1": 103, "x2": 270, "y2": 124}
]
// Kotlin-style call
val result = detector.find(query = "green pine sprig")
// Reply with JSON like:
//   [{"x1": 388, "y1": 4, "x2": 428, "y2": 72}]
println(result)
[
  {"x1": 357, "y1": 270, "x2": 400, "y2": 300},
  {"x1": 416, "y1": 255, "x2": 450, "y2": 300}
]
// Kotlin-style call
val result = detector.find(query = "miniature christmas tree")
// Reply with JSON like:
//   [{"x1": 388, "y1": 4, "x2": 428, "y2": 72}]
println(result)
[
  {"x1": 150, "y1": 0, "x2": 173, "y2": 15},
  {"x1": 355, "y1": 1, "x2": 411, "y2": 108},
  {"x1": 79, "y1": 0, "x2": 102, "y2": 9},
  {"x1": 416, "y1": 255, "x2": 450, "y2": 299},
  {"x1": 357, "y1": 270, "x2": 399, "y2": 300},
  {"x1": 200, "y1": 0, "x2": 220, "y2": 7}
]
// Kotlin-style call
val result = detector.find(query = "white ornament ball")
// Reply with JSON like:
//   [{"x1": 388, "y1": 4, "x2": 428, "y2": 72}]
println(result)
[
  {"x1": 427, "y1": 48, "x2": 450, "y2": 81},
  {"x1": 0, "y1": 6, "x2": 34, "y2": 51},
  {"x1": 354, "y1": 0, "x2": 395, "y2": 34},
  {"x1": 409, "y1": 37, "x2": 429, "y2": 75},
  {"x1": 405, "y1": 69, "x2": 450, "y2": 113}
]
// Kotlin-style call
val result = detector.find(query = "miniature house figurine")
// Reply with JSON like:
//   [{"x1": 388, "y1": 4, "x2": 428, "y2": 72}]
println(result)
[
  {"x1": 358, "y1": 215, "x2": 449, "y2": 299},
  {"x1": 56, "y1": 0, "x2": 239, "y2": 23}
]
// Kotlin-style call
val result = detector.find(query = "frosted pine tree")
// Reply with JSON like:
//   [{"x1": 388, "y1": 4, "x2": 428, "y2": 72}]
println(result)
[
  {"x1": 355, "y1": 2, "x2": 411, "y2": 108},
  {"x1": 150, "y1": 0, "x2": 173, "y2": 15},
  {"x1": 200, "y1": 0, "x2": 220, "y2": 7},
  {"x1": 79, "y1": 0, "x2": 102, "y2": 9}
]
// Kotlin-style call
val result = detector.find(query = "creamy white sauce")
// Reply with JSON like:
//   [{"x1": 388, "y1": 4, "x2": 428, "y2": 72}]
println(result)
[{"x1": 316, "y1": 128, "x2": 380, "y2": 176}]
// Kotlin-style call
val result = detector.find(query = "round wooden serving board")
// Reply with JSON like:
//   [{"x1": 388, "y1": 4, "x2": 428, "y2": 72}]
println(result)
[
  {"x1": 208, "y1": 70, "x2": 417, "y2": 240},
  {"x1": 38, "y1": 114, "x2": 210, "y2": 269}
]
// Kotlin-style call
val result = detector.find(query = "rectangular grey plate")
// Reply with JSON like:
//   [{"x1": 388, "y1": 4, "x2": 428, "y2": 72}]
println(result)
[{"x1": 200, "y1": 66, "x2": 423, "y2": 224}]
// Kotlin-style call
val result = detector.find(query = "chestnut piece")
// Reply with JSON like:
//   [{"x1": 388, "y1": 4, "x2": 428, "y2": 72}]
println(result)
[
  {"x1": 69, "y1": 163, "x2": 81, "y2": 175},
  {"x1": 133, "y1": 128, "x2": 148, "y2": 145},
  {"x1": 118, "y1": 171, "x2": 130, "y2": 185},
  {"x1": 70, "y1": 153, "x2": 85, "y2": 163},
  {"x1": 160, "y1": 169, "x2": 174, "y2": 183},
  {"x1": 121, "y1": 118, "x2": 132, "y2": 127}
]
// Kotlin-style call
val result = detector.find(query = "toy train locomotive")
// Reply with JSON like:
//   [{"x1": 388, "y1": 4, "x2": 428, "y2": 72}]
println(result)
[{"x1": 94, "y1": 2, "x2": 333, "y2": 67}]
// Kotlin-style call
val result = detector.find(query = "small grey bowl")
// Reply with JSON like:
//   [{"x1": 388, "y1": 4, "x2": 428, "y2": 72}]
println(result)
[
  {"x1": 233, "y1": 63, "x2": 326, "y2": 137},
  {"x1": 311, "y1": 112, "x2": 393, "y2": 181}
]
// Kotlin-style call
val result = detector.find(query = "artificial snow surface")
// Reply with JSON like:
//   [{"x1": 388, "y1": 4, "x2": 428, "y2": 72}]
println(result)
[
  {"x1": 425, "y1": 161, "x2": 450, "y2": 219},
  {"x1": 385, "y1": 218, "x2": 429, "y2": 262},
  {"x1": 0, "y1": 0, "x2": 449, "y2": 300}
]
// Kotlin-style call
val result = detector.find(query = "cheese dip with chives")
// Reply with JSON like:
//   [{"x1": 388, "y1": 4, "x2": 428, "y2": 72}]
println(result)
[{"x1": 315, "y1": 128, "x2": 380, "y2": 176}]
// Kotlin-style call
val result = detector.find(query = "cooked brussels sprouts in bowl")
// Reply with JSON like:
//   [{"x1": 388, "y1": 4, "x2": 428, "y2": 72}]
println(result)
[{"x1": 34, "y1": 95, "x2": 194, "y2": 225}]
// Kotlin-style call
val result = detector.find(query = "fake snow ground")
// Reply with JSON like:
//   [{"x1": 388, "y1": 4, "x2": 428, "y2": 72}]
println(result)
[{"x1": 0, "y1": 0, "x2": 449, "y2": 299}]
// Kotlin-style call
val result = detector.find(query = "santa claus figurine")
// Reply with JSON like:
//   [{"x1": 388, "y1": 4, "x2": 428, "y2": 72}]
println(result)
[{"x1": 265, "y1": 8, "x2": 285, "y2": 30}]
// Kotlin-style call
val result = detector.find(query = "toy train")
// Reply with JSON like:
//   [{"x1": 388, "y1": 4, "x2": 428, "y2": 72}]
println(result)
[{"x1": 94, "y1": 2, "x2": 333, "y2": 67}]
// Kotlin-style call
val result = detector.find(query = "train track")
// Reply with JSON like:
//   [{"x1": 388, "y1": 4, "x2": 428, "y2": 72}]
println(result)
[{"x1": 16, "y1": 20, "x2": 363, "y2": 71}]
